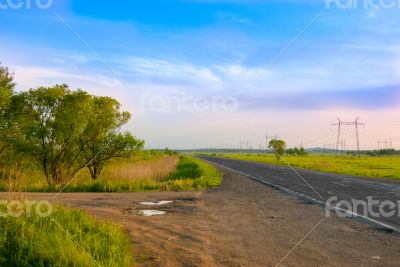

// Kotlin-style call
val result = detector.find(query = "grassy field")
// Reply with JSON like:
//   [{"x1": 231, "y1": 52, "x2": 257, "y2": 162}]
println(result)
[
  {"x1": 209, "y1": 153, "x2": 400, "y2": 179},
  {"x1": 0, "y1": 204, "x2": 132, "y2": 266},
  {"x1": 1, "y1": 156, "x2": 223, "y2": 192}
]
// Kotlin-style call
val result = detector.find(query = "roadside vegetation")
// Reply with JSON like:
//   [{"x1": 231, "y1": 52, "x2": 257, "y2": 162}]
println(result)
[
  {"x1": 54, "y1": 155, "x2": 222, "y2": 192},
  {"x1": 0, "y1": 204, "x2": 132, "y2": 266},
  {"x1": 0, "y1": 63, "x2": 223, "y2": 267},
  {"x1": 0, "y1": 64, "x2": 222, "y2": 192},
  {"x1": 208, "y1": 153, "x2": 400, "y2": 179},
  {"x1": 0, "y1": 64, "x2": 145, "y2": 186},
  {"x1": 0, "y1": 154, "x2": 222, "y2": 192}
]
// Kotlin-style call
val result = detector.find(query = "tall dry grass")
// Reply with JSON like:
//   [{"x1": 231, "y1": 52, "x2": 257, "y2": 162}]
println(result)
[
  {"x1": 102, "y1": 155, "x2": 180, "y2": 181},
  {"x1": 0, "y1": 155, "x2": 223, "y2": 192}
]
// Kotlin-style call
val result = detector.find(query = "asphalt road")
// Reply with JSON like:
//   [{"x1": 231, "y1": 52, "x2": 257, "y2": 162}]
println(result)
[{"x1": 200, "y1": 156, "x2": 400, "y2": 232}]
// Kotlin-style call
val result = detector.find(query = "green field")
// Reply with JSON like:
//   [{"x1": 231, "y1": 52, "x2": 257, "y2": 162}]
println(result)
[
  {"x1": 0, "y1": 205, "x2": 132, "y2": 266},
  {"x1": 209, "y1": 153, "x2": 400, "y2": 179}
]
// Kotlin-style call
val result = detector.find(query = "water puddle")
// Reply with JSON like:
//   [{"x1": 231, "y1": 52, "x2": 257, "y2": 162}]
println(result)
[
  {"x1": 141, "y1": 210, "x2": 166, "y2": 216},
  {"x1": 139, "y1": 200, "x2": 174, "y2": 206}
]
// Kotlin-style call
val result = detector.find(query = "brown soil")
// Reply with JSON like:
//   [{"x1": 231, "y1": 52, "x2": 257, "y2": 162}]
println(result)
[{"x1": 4, "y1": 166, "x2": 400, "y2": 266}]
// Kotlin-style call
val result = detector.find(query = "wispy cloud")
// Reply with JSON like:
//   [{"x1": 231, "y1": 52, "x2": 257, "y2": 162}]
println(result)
[
  {"x1": 239, "y1": 85, "x2": 400, "y2": 110},
  {"x1": 121, "y1": 57, "x2": 222, "y2": 84}
]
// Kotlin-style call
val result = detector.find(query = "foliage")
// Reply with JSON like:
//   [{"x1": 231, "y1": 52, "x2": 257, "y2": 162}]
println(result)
[
  {"x1": 286, "y1": 147, "x2": 308, "y2": 156},
  {"x1": 164, "y1": 147, "x2": 178, "y2": 156},
  {"x1": 365, "y1": 149, "x2": 399, "y2": 156},
  {"x1": 268, "y1": 139, "x2": 286, "y2": 161},
  {"x1": 0, "y1": 205, "x2": 132, "y2": 266},
  {"x1": 3, "y1": 82, "x2": 143, "y2": 184},
  {"x1": 79, "y1": 95, "x2": 144, "y2": 179},
  {"x1": 0, "y1": 64, "x2": 15, "y2": 158}
]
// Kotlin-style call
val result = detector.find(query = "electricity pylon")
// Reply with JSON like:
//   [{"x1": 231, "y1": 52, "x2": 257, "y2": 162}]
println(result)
[{"x1": 332, "y1": 117, "x2": 364, "y2": 158}]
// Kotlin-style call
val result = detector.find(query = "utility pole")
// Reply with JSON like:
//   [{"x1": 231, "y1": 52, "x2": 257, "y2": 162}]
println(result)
[
  {"x1": 332, "y1": 117, "x2": 364, "y2": 158},
  {"x1": 239, "y1": 141, "x2": 249, "y2": 154},
  {"x1": 378, "y1": 140, "x2": 393, "y2": 150},
  {"x1": 333, "y1": 118, "x2": 342, "y2": 156}
]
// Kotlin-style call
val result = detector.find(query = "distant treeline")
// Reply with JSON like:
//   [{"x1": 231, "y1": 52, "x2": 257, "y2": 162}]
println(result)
[
  {"x1": 185, "y1": 148, "x2": 400, "y2": 156},
  {"x1": 0, "y1": 64, "x2": 144, "y2": 184},
  {"x1": 363, "y1": 149, "x2": 400, "y2": 156}
]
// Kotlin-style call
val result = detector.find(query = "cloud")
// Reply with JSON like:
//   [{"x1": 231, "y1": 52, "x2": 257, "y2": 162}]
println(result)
[
  {"x1": 239, "y1": 85, "x2": 400, "y2": 110},
  {"x1": 10, "y1": 65, "x2": 123, "y2": 91},
  {"x1": 120, "y1": 57, "x2": 222, "y2": 85}
]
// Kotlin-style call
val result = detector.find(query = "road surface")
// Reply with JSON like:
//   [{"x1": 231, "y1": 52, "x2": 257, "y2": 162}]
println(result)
[{"x1": 200, "y1": 156, "x2": 400, "y2": 232}]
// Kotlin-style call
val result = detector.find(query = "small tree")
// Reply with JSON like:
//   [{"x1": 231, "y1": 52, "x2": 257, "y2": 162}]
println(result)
[
  {"x1": 268, "y1": 139, "x2": 286, "y2": 162},
  {"x1": 298, "y1": 147, "x2": 307, "y2": 156},
  {"x1": 79, "y1": 96, "x2": 144, "y2": 179},
  {"x1": 85, "y1": 132, "x2": 144, "y2": 180}
]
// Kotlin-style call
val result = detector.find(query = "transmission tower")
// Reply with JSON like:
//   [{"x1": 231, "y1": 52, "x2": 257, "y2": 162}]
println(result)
[
  {"x1": 332, "y1": 117, "x2": 364, "y2": 158},
  {"x1": 378, "y1": 140, "x2": 393, "y2": 150}
]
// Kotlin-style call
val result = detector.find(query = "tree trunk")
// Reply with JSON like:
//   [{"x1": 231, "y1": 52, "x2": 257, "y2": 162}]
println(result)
[{"x1": 89, "y1": 161, "x2": 103, "y2": 180}]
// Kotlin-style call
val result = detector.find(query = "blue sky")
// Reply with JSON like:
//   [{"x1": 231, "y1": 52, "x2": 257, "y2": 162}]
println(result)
[{"x1": 1, "y1": 0, "x2": 399, "y2": 149}]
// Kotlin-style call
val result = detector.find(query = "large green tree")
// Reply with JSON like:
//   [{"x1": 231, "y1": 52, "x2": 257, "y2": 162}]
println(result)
[
  {"x1": 9, "y1": 85, "x2": 93, "y2": 183},
  {"x1": 9, "y1": 84, "x2": 143, "y2": 183}
]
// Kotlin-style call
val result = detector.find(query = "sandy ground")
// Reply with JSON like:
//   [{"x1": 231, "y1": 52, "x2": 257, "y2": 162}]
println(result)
[{"x1": 3, "y1": 165, "x2": 400, "y2": 266}]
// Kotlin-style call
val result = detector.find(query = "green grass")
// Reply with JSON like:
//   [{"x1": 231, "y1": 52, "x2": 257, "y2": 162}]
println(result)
[
  {"x1": 210, "y1": 153, "x2": 400, "y2": 179},
  {"x1": 1, "y1": 156, "x2": 222, "y2": 192},
  {"x1": 0, "y1": 204, "x2": 132, "y2": 266},
  {"x1": 63, "y1": 156, "x2": 222, "y2": 192}
]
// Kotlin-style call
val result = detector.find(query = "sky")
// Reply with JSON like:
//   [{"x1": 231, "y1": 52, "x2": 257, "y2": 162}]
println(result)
[{"x1": 0, "y1": 0, "x2": 399, "y2": 149}]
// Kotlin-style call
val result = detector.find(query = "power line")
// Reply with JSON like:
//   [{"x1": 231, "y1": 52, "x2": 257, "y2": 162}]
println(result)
[{"x1": 332, "y1": 117, "x2": 364, "y2": 158}]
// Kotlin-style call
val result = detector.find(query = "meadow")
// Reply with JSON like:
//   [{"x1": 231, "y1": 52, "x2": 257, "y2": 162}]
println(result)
[
  {"x1": 0, "y1": 204, "x2": 132, "y2": 266},
  {"x1": 210, "y1": 153, "x2": 400, "y2": 179}
]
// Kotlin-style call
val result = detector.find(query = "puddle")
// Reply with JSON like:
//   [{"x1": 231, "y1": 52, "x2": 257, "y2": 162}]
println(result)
[
  {"x1": 139, "y1": 200, "x2": 174, "y2": 206},
  {"x1": 141, "y1": 210, "x2": 166, "y2": 216},
  {"x1": 122, "y1": 208, "x2": 167, "y2": 216}
]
